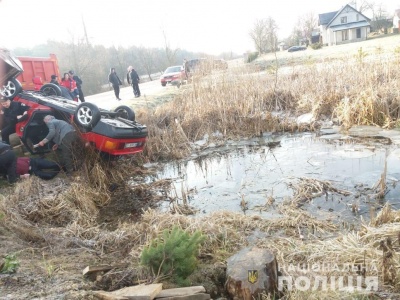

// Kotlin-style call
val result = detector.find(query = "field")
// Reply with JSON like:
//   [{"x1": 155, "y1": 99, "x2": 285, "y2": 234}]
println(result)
[{"x1": 1, "y1": 34, "x2": 400, "y2": 300}]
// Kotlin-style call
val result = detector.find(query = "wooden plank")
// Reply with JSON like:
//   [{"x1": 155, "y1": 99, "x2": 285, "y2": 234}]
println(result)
[
  {"x1": 83, "y1": 263, "x2": 129, "y2": 276},
  {"x1": 155, "y1": 293, "x2": 210, "y2": 300},
  {"x1": 156, "y1": 286, "x2": 206, "y2": 298},
  {"x1": 93, "y1": 291, "x2": 128, "y2": 300},
  {"x1": 82, "y1": 265, "x2": 113, "y2": 276},
  {"x1": 111, "y1": 283, "x2": 163, "y2": 300}
]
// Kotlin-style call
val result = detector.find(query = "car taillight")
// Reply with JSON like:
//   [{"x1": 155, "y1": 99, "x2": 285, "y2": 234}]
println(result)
[{"x1": 104, "y1": 141, "x2": 118, "y2": 150}]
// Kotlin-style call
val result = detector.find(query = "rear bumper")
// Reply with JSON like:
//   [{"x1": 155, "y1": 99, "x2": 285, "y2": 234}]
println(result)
[{"x1": 82, "y1": 132, "x2": 146, "y2": 155}]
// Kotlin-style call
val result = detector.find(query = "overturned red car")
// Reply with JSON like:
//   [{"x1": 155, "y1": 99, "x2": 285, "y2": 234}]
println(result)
[
  {"x1": 14, "y1": 92, "x2": 148, "y2": 156},
  {"x1": 0, "y1": 48, "x2": 148, "y2": 157}
]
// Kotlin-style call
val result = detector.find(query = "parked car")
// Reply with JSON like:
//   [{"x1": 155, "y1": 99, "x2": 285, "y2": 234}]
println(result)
[
  {"x1": 287, "y1": 46, "x2": 307, "y2": 52},
  {"x1": 0, "y1": 48, "x2": 147, "y2": 157},
  {"x1": 186, "y1": 58, "x2": 228, "y2": 75},
  {"x1": 160, "y1": 66, "x2": 184, "y2": 87}
]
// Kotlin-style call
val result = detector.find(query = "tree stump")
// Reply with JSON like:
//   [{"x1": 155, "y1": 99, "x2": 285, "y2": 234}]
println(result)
[{"x1": 226, "y1": 246, "x2": 278, "y2": 300}]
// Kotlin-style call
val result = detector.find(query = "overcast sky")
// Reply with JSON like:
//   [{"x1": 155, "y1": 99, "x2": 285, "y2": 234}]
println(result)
[{"x1": 0, "y1": 0, "x2": 398, "y2": 55}]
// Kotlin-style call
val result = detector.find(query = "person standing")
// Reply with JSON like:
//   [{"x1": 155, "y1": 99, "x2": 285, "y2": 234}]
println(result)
[
  {"x1": 128, "y1": 66, "x2": 141, "y2": 97},
  {"x1": 60, "y1": 73, "x2": 79, "y2": 100},
  {"x1": 108, "y1": 68, "x2": 122, "y2": 100},
  {"x1": 69, "y1": 70, "x2": 85, "y2": 102},
  {"x1": 0, "y1": 97, "x2": 29, "y2": 144},
  {"x1": 36, "y1": 115, "x2": 80, "y2": 176},
  {"x1": 50, "y1": 74, "x2": 59, "y2": 85},
  {"x1": 0, "y1": 141, "x2": 17, "y2": 183}
]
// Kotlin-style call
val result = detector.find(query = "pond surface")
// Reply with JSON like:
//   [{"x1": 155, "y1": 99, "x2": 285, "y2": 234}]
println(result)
[{"x1": 151, "y1": 132, "x2": 400, "y2": 223}]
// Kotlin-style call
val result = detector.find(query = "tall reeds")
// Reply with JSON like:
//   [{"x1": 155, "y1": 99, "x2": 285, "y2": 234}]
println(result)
[{"x1": 138, "y1": 49, "x2": 400, "y2": 161}]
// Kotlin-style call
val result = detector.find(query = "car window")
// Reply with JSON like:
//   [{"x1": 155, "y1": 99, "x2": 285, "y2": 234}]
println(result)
[{"x1": 165, "y1": 66, "x2": 182, "y2": 73}]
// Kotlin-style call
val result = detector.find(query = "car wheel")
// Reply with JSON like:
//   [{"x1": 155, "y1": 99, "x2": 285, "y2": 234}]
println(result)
[
  {"x1": 73, "y1": 102, "x2": 101, "y2": 130},
  {"x1": 114, "y1": 105, "x2": 135, "y2": 121},
  {"x1": 161, "y1": 82, "x2": 167, "y2": 86},
  {"x1": 40, "y1": 83, "x2": 62, "y2": 96},
  {"x1": 1, "y1": 78, "x2": 22, "y2": 100}
]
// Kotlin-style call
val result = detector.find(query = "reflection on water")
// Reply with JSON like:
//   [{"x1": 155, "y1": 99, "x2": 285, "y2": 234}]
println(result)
[{"x1": 156, "y1": 133, "x2": 400, "y2": 222}]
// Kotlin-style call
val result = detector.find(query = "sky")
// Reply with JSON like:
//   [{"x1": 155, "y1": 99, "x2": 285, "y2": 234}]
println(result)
[{"x1": 0, "y1": 0, "x2": 399, "y2": 55}]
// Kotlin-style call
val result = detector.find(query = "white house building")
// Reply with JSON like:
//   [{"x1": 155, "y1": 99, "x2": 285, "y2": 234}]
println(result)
[
  {"x1": 393, "y1": 9, "x2": 400, "y2": 30},
  {"x1": 318, "y1": 4, "x2": 370, "y2": 46}
]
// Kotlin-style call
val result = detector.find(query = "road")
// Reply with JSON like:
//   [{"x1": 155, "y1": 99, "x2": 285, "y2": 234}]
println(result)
[{"x1": 85, "y1": 79, "x2": 166, "y2": 110}]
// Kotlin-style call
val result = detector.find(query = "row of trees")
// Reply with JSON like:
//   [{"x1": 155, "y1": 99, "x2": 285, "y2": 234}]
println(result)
[{"x1": 249, "y1": 0, "x2": 392, "y2": 53}]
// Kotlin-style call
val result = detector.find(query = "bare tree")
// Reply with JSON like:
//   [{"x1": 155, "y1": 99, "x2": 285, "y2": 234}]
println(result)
[
  {"x1": 249, "y1": 17, "x2": 278, "y2": 54},
  {"x1": 137, "y1": 47, "x2": 156, "y2": 81},
  {"x1": 162, "y1": 30, "x2": 179, "y2": 65},
  {"x1": 249, "y1": 19, "x2": 268, "y2": 54},
  {"x1": 290, "y1": 12, "x2": 317, "y2": 46},
  {"x1": 348, "y1": 0, "x2": 375, "y2": 13},
  {"x1": 265, "y1": 17, "x2": 278, "y2": 52}
]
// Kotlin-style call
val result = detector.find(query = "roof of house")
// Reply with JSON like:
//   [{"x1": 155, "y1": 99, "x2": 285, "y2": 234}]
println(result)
[
  {"x1": 329, "y1": 20, "x2": 371, "y2": 31},
  {"x1": 319, "y1": 11, "x2": 338, "y2": 25},
  {"x1": 319, "y1": 4, "x2": 371, "y2": 27}
]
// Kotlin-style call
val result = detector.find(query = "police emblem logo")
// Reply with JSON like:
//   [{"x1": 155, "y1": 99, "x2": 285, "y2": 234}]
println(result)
[{"x1": 248, "y1": 270, "x2": 258, "y2": 284}]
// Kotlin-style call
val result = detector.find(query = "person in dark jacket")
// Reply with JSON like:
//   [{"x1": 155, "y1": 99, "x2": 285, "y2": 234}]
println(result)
[
  {"x1": 108, "y1": 67, "x2": 122, "y2": 100},
  {"x1": 0, "y1": 141, "x2": 17, "y2": 183},
  {"x1": 16, "y1": 157, "x2": 60, "y2": 180},
  {"x1": 50, "y1": 74, "x2": 59, "y2": 85},
  {"x1": 69, "y1": 70, "x2": 85, "y2": 102},
  {"x1": 127, "y1": 66, "x2": 141, "y2": 97},
  {"x1": 0, "y1": 97, "x2": 30, "y2": 144},
  {"x1": 36, "y1": 115, "x2": 80, "y2": 176}
]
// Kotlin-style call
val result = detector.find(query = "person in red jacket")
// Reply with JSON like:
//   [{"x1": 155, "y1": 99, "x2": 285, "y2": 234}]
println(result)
[
  {"x1": 60, "y1": 73, "x2": 79, "y2": 100},
  {"x1": 16, "y1": 157, "x2": 61, "y2": 180}
]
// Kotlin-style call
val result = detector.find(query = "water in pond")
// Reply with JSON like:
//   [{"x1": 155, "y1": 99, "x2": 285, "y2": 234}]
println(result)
[{"x1": 153, "y1": 133, "x2": 400, "y2": 223}]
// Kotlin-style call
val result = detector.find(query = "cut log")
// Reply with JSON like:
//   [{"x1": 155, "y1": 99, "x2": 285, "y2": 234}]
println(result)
[
  {"x1": 226, "y1": 246, "x2": 278, "y2": 300},
  {"x1": 156, "y1": 286, "x2": 206, "y2": 298}
]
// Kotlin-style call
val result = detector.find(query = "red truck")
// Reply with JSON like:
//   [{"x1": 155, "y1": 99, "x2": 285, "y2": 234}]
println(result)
[
  {"x1": 0, "y1": 49, "x2": 61, "y2": 99},
  {"x1": 16, "y1": 54, "x2": 60, "y2": 91}
]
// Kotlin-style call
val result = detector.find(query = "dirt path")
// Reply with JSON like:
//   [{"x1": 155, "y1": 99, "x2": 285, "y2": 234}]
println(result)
[{"x1": 85, "y1": 79, "x2": 184, "y2": 111}]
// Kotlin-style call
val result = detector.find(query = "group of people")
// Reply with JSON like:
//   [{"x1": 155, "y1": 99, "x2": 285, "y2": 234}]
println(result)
[
  {"x1": 0, "y1": 96, "x2": 81, "y2": 183},
  {"x1": 50, "y1": 70, "x2": 85, "y2": 102},
  {"x1": 108, "y1": 66, "x2": 141, "y2": 100}
]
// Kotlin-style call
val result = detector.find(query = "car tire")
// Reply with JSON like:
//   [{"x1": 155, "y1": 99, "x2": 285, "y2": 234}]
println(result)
[
  {"x1": 161, "y1": 82, "x2": 166, "y2": 87},
  {"x1": 114, "y1": 105, "x2": 135, "y2": 121},
  {"x1": 1, "y1": 78, "x2": 22, "y2": 100},
  {"x1": 73, "y1": 102, "x2": 101, "y2": 130},
  {"x1": 40, "y1": 83, "x2": 62, "y2": 96}
]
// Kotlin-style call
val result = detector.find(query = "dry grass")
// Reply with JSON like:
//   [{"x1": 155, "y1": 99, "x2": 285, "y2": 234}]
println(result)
[
  {"x1": 286, "y1": 177, "x2": 351, "y2": 207},
  {"x1": 2, "y1": 173, "x2": 400, "y2": 298},
  {"x1": 135, "y1": 43, "x2": 400, "y2": 161}
]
